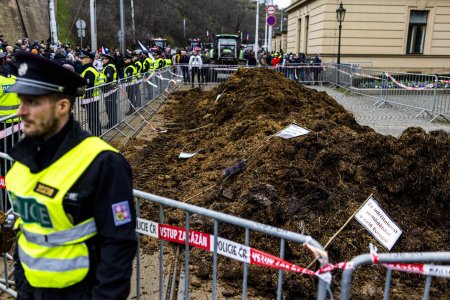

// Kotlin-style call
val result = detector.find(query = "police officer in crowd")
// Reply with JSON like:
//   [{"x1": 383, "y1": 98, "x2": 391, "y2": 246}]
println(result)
[
  {"x1": 101, "y1": 52, "x2": 118, "y2": 129},
  {"x1": 141, "y1": 51, "x2": 154, "y2": 100},
  {"x1": 123, "y1": 54, "x2": 137, "y2": 115},
  {"x1": 0, "y1": 52, "x2": 20, "y2": 128},
  {"x1": 5, "y1": 51, "x2": 137, "y2": 299},
  {"x1": 0, "y1": 52, "x2": 21, "y2": 203},
  {"x1": 80, "y1": 50, "x2": 102, "y2": 136}
]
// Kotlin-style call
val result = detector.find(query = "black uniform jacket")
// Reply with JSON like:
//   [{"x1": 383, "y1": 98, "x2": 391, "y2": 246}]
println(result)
[{"x1": 8, "y1": 115, "x2": 138, "y2": 300}]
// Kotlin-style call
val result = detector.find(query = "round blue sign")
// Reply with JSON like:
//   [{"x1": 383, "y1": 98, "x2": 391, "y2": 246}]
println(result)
[{"x1": 267, "y1": 15, "x2": 277, "y2": 26}]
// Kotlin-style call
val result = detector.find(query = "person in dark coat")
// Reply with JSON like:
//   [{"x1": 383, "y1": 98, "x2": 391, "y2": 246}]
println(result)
[
  {"x1": 179, "y1": 50, "x2": 190, "y2": 84},
  {"x1": 80, "y1": 50, "x2": 102, "y2": 136},
  {"x1": 101, "y1": 53, "x2": 118, "y2": 128},
  {"x1": 247, "y1": 51, "x2": 257, "y2": 66}
]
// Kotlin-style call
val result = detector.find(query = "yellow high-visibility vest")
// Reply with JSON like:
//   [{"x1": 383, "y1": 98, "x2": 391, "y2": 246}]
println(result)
[
  {"x1": 6, "y1": 137, "x2": 118, "y2": 288},
  {"x1": 0, "y1": 75, "x2": 21, "y2": 123},
  {"x1": 81, "y1": 66, "x2": 101, "y2": 98}
]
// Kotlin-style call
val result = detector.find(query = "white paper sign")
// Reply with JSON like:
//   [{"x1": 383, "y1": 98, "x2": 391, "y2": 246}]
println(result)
[
  {"x1": 275, "y1": 124, "x2": 310, "y2": 139},
  {"x1": 136, "y1": 218, "x2": 159, "y2": 238},
  {"x1": 179, "y1": 152, "x2": 198, "y2": 159},
  {"x1": 212, "y1": 236, "x2": 251, "y2": 263},
  {"x1": 355, "y1": 196, "x2": 402, "y2": 250}
]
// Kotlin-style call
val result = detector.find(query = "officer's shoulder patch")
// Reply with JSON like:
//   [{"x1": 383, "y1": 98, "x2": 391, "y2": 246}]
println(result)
[{"x1": 112, "y1": 201, "x2": 132, "y2": 226}]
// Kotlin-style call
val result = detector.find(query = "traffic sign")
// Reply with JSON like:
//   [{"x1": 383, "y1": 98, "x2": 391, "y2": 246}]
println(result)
[
  {"x1": 266, "y1": 5, "x2": 276, "y2": 15},
  {"x1": 77, "y1": 29, "x2": 86, "y2": 38},
  {"x1": 76, "y1": 19, "x2": 86, "y2": 29},
  {"x1": 267, "y1": 15, "x2": 277, "y2": 26}
]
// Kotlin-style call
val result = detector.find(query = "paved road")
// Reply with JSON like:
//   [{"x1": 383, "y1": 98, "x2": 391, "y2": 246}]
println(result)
[{"x1": 309, "y1": 85, "x2": 450, "y2": 138}]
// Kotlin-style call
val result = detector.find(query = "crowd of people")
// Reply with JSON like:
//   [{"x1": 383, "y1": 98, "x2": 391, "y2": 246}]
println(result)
[
  {"x1": 2, "y1": 34, "x2": 325, "y2": 137},
  {"x1": 1, "y1": 35, "x2": 181, "y2": 137}
]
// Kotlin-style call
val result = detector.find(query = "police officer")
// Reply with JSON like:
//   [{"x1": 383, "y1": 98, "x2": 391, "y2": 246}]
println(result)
[
  {"x1": 154, "y1": 52, "x2": 165, "y2": 70},
  {"x1": 0, "y1": 52, "x2": 21, "y2": 204},
  {"x1": 124, "y1": 54, "x2": 137, "y2": 115},
  {"x1": 6, "y1": 51, "x2": 137, "y2": 299},
  {"x1": 80, "y1": 50, "x2": 102, "y2": 136},
  {"x1": 101, "y1": 53, "x2": 118, "y2": 129},
  {"x1": 142, "y1": 51, "x2": 154, "y2": 100},
  {"x1": 132, "y1": 52, "x2": 142, "y2": 108},
  {"x1": 0, "y1": 52, "x2": 20, "y2": 130}
]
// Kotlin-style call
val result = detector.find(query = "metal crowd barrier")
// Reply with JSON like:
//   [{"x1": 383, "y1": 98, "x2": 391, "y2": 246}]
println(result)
[
  {"x1": 275, "y1": 63, "x2": 327, "y2": 85},
  {"x1": 341, "y1": 251, "x2": 450, "y2": 300},
  {"x1": 282, "y1": 63, "x2": 448, "y2": 123},
  {"x1": 0, "y1": 116, "x2": 21, "y2": 213},
  {"x1": 174, "y1": 64, "x2": 246, "y2": 86},
  {"x1": 133, "y1": 189, "x2": 329, "y2": 300},
  {"x1": 432, "y1": 76, "x2": 450, "y2": 122},
  {"x1": 73, "y1": 66, "x2": 179, "y2": 138}
]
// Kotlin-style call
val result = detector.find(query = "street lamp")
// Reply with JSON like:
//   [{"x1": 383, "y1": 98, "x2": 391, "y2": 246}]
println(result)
[{"x1": 336, "y1": 2, "x2": 346, "y2": 65}]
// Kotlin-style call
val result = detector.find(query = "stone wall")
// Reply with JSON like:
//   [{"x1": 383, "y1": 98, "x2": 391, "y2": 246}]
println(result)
[{"x1": 0, "y1": 0, "x2": 49, "y2": 46}]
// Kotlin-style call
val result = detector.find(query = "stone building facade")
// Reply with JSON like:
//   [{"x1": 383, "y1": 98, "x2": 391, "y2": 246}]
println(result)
[{"x1": 283, "y1": 0, "x2": 450, "y2": 73}]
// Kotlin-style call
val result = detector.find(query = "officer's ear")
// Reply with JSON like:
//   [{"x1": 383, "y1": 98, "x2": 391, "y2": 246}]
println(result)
[{"x1": 53, "y1": 96, "x2": 72, "y2": 115}]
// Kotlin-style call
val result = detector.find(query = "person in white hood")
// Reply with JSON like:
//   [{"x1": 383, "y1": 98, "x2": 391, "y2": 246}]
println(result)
[{"x1": 188, "y1": 50, "x2": 202, "y2": 88}]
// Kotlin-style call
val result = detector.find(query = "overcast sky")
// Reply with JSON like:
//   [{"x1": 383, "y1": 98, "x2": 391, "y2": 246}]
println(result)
[{"x1": 273, "y1": 0, "x2": 291, "y2": 9}]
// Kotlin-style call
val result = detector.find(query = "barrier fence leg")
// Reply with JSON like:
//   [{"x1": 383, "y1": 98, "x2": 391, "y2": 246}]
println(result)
[
  {"x1": 276, "y1": 238, "x2": 285, "y2": 300},
  {"x1": 160, "y1": 205, "x2": 164, "y2": 300},
  {"x1": 212, "y1": 220, "x2": 218, "y2": 300},
  {"x1": 185, "y1": 212, "x2": 190, "y2": 299},
  {"x1": 423, "y1": 274, "x2": 432, "y2": 300},
  {"x1": 242, "y1": 228, "x2": 250, "y2": 300},
  {"x1": 383, "y1": 268, "x2": 392, "y2": 300},
  {"x1": 135, "y1": 197, "x2": 141, "y2": 300}
]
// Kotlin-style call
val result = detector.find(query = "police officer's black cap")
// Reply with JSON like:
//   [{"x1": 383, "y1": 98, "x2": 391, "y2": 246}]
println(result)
[
  {"x1": 10, "y1": 52, "x2": 86, "y2": 97},
  {"x1": 79, "y1": 50, "x2": 95, "y2": 59},
  {"x1": 102, "y1": 53, "x2": 113, "y2": 60},
  {"x1": 124, "y1": 54, "x2": 133, "y2": 59}
]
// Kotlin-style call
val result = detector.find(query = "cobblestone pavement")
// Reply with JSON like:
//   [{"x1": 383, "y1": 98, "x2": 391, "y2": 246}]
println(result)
[{"x1": 309, "y1": 85, "x2": 450, "y2": 138}]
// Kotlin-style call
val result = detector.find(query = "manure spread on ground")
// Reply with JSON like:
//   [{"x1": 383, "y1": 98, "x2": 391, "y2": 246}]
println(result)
[{"x1": 124, "y1": 68, "x2": 450, "y2": 299}]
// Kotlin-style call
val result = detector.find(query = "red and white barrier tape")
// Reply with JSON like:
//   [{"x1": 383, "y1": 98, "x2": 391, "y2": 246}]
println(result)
[
  {"x1": 323, "y1": 65, "x2": 352, "y2": 76},
  {"x1": 169, "y1": 70, "x2": 183, "y2": 78},
  {"x1": 156, "y1": 74, "x2": 171, "y2": 81},
  {"x1": 353, "y1": 72, "x2": 382, "y2": 80},
  {"x1": 0, "y1": 176, "x2": 5, "y2": 189},
  {"x1": 315, "y1": 261, "x2": 354, "y2": 274},
  {"x1": 382, "y1": 263, "x2": 450, "y2": 278},
  {"x1": 385, "y1": 72, "x2": 434, "y2": 91},
  {"x1": 136, "y1": 218, "x2": 330, "y2": 281},
  {"x1": 370, "y1": 243, "x2": 379, "y2": 264},
  {"x1": 0, "y1": 123, "x2": 23, "y2": 139}
]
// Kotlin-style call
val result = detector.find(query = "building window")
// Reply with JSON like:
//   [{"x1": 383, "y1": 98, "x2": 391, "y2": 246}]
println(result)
[
  {"x1": 297, "y1": 19, "x2": 302, "y2": 54},
  {"x1": 407, "y1": 10, "x2": 428, "y2": 54},
  {"x1": 305, "y1": 16, "x2": 309, "y2": 54}
]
